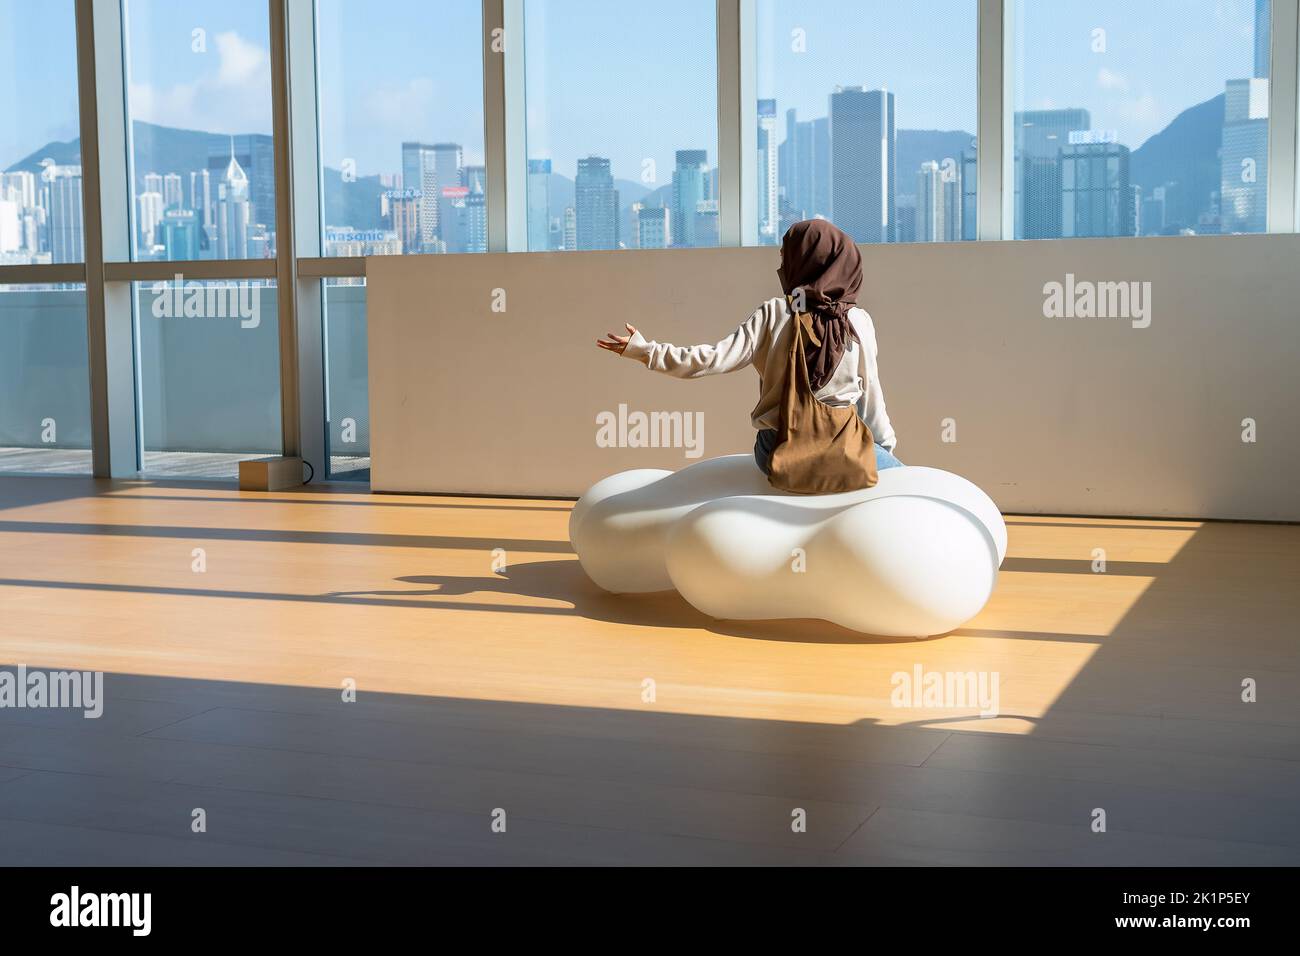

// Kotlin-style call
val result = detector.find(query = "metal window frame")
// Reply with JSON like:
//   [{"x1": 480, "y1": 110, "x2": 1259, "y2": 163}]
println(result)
[
  {"x1": 717, "y1": 0, "x2": 751, "y2": 247},
  {"x1": 76, "y1": 0, "x2": 136, "y2": 477},
  {"x1": 978, "y1": 0, "x2": 1013, "y2": 240},
  {"x1": 268, "y1": 0, "x2": 303, "y2": 461},
  {"x1": 279, "y1": 0, "x2": 325, "y2": 475},
  {"x1": 1269, "y1": 0, "x2": 1300, "y2": 232},
  {"x1": 297, "y1": 257, "x2": 366, "y2": 279},
  {"x1": 102, "y1": 259, "x2": 278, "y2": 282},
  {"x1": 483, "y1": 0, "x2": 527, "y2": 252},
  {"x1": 0, "y1": 264, "x2": 86, "y2": 285}
]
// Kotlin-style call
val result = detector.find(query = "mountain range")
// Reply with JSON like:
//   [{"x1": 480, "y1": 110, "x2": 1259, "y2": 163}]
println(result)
[{"x1": 1130, "y1": 93, "x2": 1224, "y2": 232}]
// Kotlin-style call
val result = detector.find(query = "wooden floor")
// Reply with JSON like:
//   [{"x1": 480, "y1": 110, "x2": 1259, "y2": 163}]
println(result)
[{"x1": 0, "y1": 474, "x2": 1297, "y2": 866}]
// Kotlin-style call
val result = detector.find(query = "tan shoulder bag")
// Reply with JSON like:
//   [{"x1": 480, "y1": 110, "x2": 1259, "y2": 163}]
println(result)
[{"x1": 767, "y1": 308, "x2": 879, "y2": 494}]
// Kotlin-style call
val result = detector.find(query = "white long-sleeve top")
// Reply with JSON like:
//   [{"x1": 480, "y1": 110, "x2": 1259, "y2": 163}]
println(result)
[{"x1": 621, "y1": 296, "x2": 897, "y2": 452}]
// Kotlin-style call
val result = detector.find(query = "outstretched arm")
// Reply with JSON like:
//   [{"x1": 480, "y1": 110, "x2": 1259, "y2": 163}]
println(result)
[{"x1": 595, "y1": 306, "x2": 766, "y2": 379}]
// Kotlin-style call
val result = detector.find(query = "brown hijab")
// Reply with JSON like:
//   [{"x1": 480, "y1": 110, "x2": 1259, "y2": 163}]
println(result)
[{"x1": 775, "y1": 219, "x2": 862, "y2": 391}]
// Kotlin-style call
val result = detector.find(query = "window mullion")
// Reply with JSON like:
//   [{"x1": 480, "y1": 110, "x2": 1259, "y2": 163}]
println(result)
[
  {"x1": 75, "y1": 0, "x2": 137, "y2": 477},
  {"x1": 1267, "y1": 0, "x2": 1299, "y2": 232}
]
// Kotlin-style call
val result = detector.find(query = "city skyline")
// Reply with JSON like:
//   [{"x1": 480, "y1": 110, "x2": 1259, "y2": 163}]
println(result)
[{"x1": 0, "y1": 72, "x2": 1270, "y2": 267}]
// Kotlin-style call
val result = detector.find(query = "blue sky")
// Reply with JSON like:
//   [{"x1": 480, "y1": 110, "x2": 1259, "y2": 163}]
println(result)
[
  {"x1": 122, "y1": 0, "x2": 275, "y2": 137},
  {"x1": 0, "y1": 1, "x2": 81, "y2": 168},
  {"x1": 0, "y1": 0, "x2": 1265, "y2": 176},
  {"x1": 523, "y1": 0, "x2": 717, "y2": 184}
]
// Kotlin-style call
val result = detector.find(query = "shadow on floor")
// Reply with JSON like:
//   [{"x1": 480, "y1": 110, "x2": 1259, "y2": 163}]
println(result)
[{"x1": 330, "y1": 560, "x2": 921, "y2": 646}]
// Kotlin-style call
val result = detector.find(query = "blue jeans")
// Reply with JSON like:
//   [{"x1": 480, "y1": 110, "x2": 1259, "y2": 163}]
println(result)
[{"x1": 753, "y1": 427, "x2": 903, "y2": 477}]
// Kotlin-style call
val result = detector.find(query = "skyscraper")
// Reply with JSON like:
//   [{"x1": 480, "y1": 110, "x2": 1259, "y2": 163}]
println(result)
[
  {"x1": 895, "y1": 194, "x2": 917, "y2": 244},
  {"x1": 401, "y1": 142, "x2": 438, "y2": 252},
  {"x1": 778, "y1": 109, "x2": 799, "y2": 214},
  {"x1": 1141, "y1": 185, "x2": 1167, "y2": 236},
  {"x1": 915, "y1": 161, "x2": 961, "y2": 242},
  {"x1": 0, "y1": 195, "x2": 22, "y2": 254},
  {"x1": 1, "y1": 171, "x2": 37, "y2": 210},
  {"x1": 465, "y1": 185, "x2": 487, "y2": 254},
  {"x1": 1014, "y1": 108, "x2": 1090, "y2": 239},
  {"x1": 830, "y1": 86, "x2": 894, "y2": 243},
  {"x1": 562, "y1": 206, "x2": 577, "y2": 251},
  {"x1": 944, "y1": 165, "x2": 963, "y2": 242},
  {"x1": 432, "y1": 143, "x2": 464, "y2": 250},
  {"x1": 463, "y1": 165, "x2": 486, "y2": 194},
  {"x1": 671, "y1": 150, "x2": 708, "y2": 248},
  {"x1": 190, "y1": 168, "x2": 212, "y2": 233},
  {"x1": 138, "y1": 191, "x2": 165, "y2": 250},
  {"x1": 779, "y1": 109, "x2": 829, "y2": 222},
  {"x1": 45, "y1": 165, "x2": 84, "y2": 264},
  {"x1": 811, "y1": 117, "x2": 831, "y2": 219},
  {"x1": 694, "y1": 198, "x2": 720, "y2": 248},
  {"x1": 527, "y1": 158, "x2": 552, "y2": 251},
  {"x1": 1, "y1": 172, "x2": 39, "y2": 261},
  {"x1": 207, "y1": 134, "x2": 273, "y2": 237},
  {"x1": 637, "y1": 205, "x2": 671, "y2": 249},
  {"x1": 1255, "y1": 0, "x2": 1271, "y2": 79},
  {"x1": 1221, "y1": 77, "x2": 1269, "y2": 233},
  {"x1": 163, "y1": 172, "x2": 184, "y2": 209},
  {"x1": 575, "y1": 157, "x2": 618, "y2": 251},
  {"x1": 961, "y1": 146, "x2": 978, "y2": 240},
  {"x1": 626, "y1": 202, "x2": 643, "y2": 249},
  {"x1": 1060, "y1": 142, "x2": 1133, "y2": 238},
  {"x1": 216, "y1": 143, "x2": 250, "y2": 259},
  {"x1": 246, "y1": 223, "x2": 271, "y2": 259},
  {"x1": 915, "y1": 162, "x2": 943, "y2": 242},
  {"x1": 161, "y1": 207, "x2": 199, "y2": 260},
  {"x1": 387, "y1": 189, "x2": 420, "y2": 252},
  {"x1": 757, "y1": 99, "x2": 779, "y2": 244}
]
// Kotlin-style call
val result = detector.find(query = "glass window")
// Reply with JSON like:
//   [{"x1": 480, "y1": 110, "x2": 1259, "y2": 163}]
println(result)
[
  {"x1": 0, "y1": 1, "x2": 84, "y2": 266},
  {"x1": 0, "y1": 284, "x2": 92, "y2": 475},
  {"x1": 523, "y1": 0, "x2": 720, "y2": 251},
  {"x1": 134, "y1": 279, "x2": 282, "y2": 478},
  {"x1": 322, "y1": 279, "x2": 369, "y2": 481},
  {"x1": 315, "y1": 0, "x2": 487, "y2": 257},
  {"x1": 122, "y1": 0, "x2": 278, "y2": 261},
  {"x1": 1014, "y1": 0, "x2": 1270, "y2": 238},
  {"x1": 752, "y1": 0, "x2": 978, "y2": 245}
]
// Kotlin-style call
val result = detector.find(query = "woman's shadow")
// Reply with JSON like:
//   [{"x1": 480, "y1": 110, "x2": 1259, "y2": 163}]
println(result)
[{"x1": 326, "y1": 558, "x2": 927, "y2": 646}]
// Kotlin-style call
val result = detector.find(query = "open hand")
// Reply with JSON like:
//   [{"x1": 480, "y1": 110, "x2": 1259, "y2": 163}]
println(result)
[{"x1": 596, "y1": 323, "x2": 638, "y2": 356}]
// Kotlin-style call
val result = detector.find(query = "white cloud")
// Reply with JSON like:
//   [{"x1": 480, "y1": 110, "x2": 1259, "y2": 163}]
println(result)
[
  {"x1": 1096, "y1": 67, "x2": 1129, "y2": 93},
  {"x1": 128, "y1": 31, "x2": 272, "y2": 135}
]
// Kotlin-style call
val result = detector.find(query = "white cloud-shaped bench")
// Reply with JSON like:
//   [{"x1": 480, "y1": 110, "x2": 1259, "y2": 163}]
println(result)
[{"x1": 570, "y1": 456, "x2": 1006, "y2": 637}]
